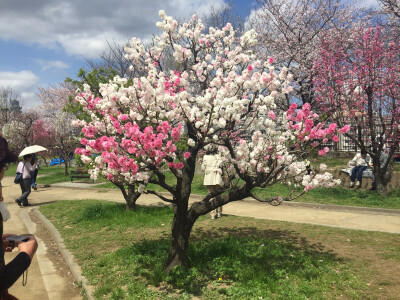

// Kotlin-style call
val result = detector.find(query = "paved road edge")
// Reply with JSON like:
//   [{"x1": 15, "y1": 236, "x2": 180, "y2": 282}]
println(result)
[{"x1": 32, "y1": 208, "x2": 95, "y2": 300}]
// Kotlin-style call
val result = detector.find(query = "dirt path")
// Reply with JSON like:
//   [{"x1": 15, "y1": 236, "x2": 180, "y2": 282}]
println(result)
[{"x1": 5, "y1": 177, "x2": 400, "y2": 234}]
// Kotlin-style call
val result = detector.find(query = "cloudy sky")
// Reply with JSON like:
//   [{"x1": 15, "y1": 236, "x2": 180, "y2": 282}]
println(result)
[{"x1": 0, "y1": 0, "x2": 378, "y2": 108}]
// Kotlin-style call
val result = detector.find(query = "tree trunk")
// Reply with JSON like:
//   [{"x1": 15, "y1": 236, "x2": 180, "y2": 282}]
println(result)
[
  {"x1": 376, "y1": 181, "x2": 387, "y2": 195},
  {"x1": 124, "y1": 185, "x2": 140, "y2": 210},
  {"x1": 64, "y1": 158, "x2": 68, "y2": 176},
  {"x1": 375, "y1": 168, "x2": 391, "y2": 196},
  {"x1": 164, "y1": 204, "x2": 193, "y2": 270},
  {"x1": 41, "y1": 156, "x2": 48, "y2": 167},
  {"x1": 372, "y1": 154, "x2": 393, "y2": 196}
]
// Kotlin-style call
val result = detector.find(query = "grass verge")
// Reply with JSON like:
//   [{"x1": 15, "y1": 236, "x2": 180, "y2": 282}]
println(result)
[{"x1": 39, "y1": 200, "x2": 400, "y2": 299}]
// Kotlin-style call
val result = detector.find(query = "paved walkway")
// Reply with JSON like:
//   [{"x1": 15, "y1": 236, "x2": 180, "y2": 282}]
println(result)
[{"x1": 2, "y1": 176, "x2": 399, "y2": 299}]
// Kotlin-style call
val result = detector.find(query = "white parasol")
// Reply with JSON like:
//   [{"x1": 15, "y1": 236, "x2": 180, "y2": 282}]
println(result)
[{"x1": 18, "y1": 145, "x2": 48, "y2": 157}]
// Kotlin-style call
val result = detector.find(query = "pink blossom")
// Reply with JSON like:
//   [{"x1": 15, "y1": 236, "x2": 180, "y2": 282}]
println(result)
[
  {"x1": 171, "y1": 124, "x2": 182, "y2": 142},
  {"x1": 184, "y1": 152, "x2": 191, "y2": 159},
  {"x1": 328, "y1": 123, "x2": 337, "y2": 134},
  {"x1": 339, "y1": 125, "x2": 350, "y2": 134},
  {"x1": 318, "y1": 149, "x2": 327, "y2": 156},
  {"x1": 268, "y1": 110, "x2": 276, "y2": 120},
  {"x1": 119, "y1": 114, "x2": 129, "y2": 121}
]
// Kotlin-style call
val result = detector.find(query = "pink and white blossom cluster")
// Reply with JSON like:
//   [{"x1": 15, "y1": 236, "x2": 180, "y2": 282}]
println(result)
[{"x1": 75, "y1": 11, "x2": 346, "y2": 192}]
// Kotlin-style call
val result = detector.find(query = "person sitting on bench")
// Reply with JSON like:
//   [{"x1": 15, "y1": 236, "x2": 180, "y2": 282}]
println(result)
[{"x1": 348, "y1": 149, "x2": 371, "y2": 188}]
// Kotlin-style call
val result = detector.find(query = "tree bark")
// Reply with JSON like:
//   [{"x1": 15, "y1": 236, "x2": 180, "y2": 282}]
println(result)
[
  {"x1": 125, "y1": 185, "x2": 140, "y2": 210},
  {"x1": 164, "y1": 205, "x2": 193, "y2": 270},
  {"x1": 115, "y1": 183, "x2": 140, "y2": 210},
  {"x1": 163, "y1": 182, "x2": 252, "y2": 270},
  {"x1": 63, "y1": 157, "x2": 68, "y2": 176},
  {"x1": 164, "y1": 156, "x2": 195, "y2": 270},
  {"x1": 374, "y1": 165, "x2": 391, "y2": 195}
]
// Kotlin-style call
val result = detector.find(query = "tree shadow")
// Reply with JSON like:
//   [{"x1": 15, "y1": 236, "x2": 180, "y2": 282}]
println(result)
[
  {"x1": 127, "y1": 223, "x2": 342, "y2": 296},
  {"x1": 191, "y1": 224, "x2": 334, "y2": 255}
]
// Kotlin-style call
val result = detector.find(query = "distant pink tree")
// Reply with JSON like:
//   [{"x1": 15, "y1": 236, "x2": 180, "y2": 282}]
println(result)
[
  {"x1": 314, "y1": 26, "x2": 400, "y2": 194},
  {"x1": 32, "y1": 120, "x2": 56, "y2": 165},
  {"x1": 36, "y1": 83, "x2": 78, "y2": 174},
  {"x1": 249, "y1": 0, "x2": 360, "y2": 111}
]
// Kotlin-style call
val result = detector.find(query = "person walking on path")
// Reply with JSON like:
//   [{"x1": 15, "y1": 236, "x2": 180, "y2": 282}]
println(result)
[
  {"x1": 15, "y1": 155, "x2": 37, "y2": 207},
  {"x1": 348, "y1": 149, "x2": 371, "y2": 188},
  {"x1": 0, "y1": 136, "x2": 38, "y2": 299},
  {"x1": 202, "y1": 149, "x2": 225, "y2": 219}
]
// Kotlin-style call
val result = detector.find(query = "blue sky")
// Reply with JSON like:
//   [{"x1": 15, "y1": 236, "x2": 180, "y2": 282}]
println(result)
[{"x1": 0, "y1": 0, "x2": 378, "y2": 108}]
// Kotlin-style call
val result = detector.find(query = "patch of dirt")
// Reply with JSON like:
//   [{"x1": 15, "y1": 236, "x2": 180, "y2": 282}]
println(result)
[
  {"x1": 316, "y1": 236, "x2": 400, "y2": 299},
  {"x1": 29, "y1": 211, "x2": 83, "y2": 299}
]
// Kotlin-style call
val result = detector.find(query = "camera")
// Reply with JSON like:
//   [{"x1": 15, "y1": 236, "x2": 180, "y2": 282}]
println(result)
[{"x1": 5, "y1": 234, "x2": 34, "y2": 246}]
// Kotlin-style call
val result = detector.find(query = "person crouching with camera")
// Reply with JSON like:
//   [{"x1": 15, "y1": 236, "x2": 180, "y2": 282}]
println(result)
[{"x1": 0, "y1": 136, "x2": 38, "y2": 299}]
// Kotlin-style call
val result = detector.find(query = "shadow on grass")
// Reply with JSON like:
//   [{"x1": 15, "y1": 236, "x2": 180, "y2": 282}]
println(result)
[{"x1": 119, "y1": 226, "x2": 341, "y2": 296}]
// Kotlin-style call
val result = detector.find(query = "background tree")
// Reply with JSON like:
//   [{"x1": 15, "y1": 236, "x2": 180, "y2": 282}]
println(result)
[
  {"x1": 31, "y1": 119, "x2": 55, "y2": 165},
  {"x1": 2, "y1": 111, "x2": 39, "y2": 152},
  {"x1": 314, "y1": 26, "x2": 400, "y2": 194},
  {"x1": 75, "y1": 12, "x2": 347, "y2": 270},
  {"x1": 36, "y1": 83, "x2": 79, "y2": 175},
  {"x1": 249, "y1": 0, "x2": 359, "y2": 111},
  {"x1": 379, "y1": 0, "x2": 400, "y2": 20},
  {"x1": 67, "y1": 68, "x2": 144, "y2": 206},
  {"x1": 202, "y1": 1, "x2": 245, "y2": 32}
]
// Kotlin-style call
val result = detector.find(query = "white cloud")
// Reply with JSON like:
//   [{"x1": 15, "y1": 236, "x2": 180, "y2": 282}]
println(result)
[
  {"x1": 0, "y1": 71, "x2": 39, "y2": 91},
  {"x1": 0, "y1": 0, "x2": 227, "y2": 58},
  {"x1": 355, "y1": 0, "x2": 379, "y2": 8},
  {"x1": 36, "y1": 60, "x2": 70, "y2": 71},
  {"x1": 0, "y1": 71, "x2": 40, "y2": 108}
]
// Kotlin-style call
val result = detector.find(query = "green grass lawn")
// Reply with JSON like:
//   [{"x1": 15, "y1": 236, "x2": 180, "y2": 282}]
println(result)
[{"x1": 39, "y1": 200, "x2": 400, "y2": 300}]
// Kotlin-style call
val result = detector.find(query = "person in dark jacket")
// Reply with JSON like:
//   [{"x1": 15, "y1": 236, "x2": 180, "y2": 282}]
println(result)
[
  {"x1": 0, "y1": 136, "x2": 38, "y2": 298},
  {"x1": 15, "y1": 155, "x2": 37, "y2": 207}
]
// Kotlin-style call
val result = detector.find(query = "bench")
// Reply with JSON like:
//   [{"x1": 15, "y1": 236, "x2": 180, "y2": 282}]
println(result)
[
  {"x1": 70, "y1": 167, "x2": 93, "y2": 183},
  {"x1": 340, "y1": 168, "x2": 373, "y2": 179}
]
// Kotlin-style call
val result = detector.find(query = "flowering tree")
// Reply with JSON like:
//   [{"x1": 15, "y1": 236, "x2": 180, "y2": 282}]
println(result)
[
  {"x1": 379, "y1": 0, "x2": 400, "y2": 21},
  {"x1": 314, "y1": 26, "x2": 400, "y2": 194},
  {"x1": 249, "y1": 0, "x2": 358, "y2": 111},
  {"x1": 36, "y1": 84, "x2": 79, "y2": 174},
  {"x1": 32, "y1": 119, "x2": 55, "y2": 163},
  {"x1": 75, "y1": 11, "x2": 348, "y2": 269},
  {"x1": 2, "y1": 111, "x2": 39, "y2": 152}
]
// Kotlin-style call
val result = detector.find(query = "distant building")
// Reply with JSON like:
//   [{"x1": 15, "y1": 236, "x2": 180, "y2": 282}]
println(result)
[
  {"x1": 9, "y1": 99, "x2": 22, "y2": 112},
  {"x1": 0, "y1": 97, "x2": 22, "y2": 113}
]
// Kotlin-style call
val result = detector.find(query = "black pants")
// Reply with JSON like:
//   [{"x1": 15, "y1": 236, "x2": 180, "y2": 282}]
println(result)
[
  {"x1": 30, "y1": 169, "x2": 38, "y2": 187},
  {"x1": 17, "y1": 178, "x2": 31, "y2": 205}
]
